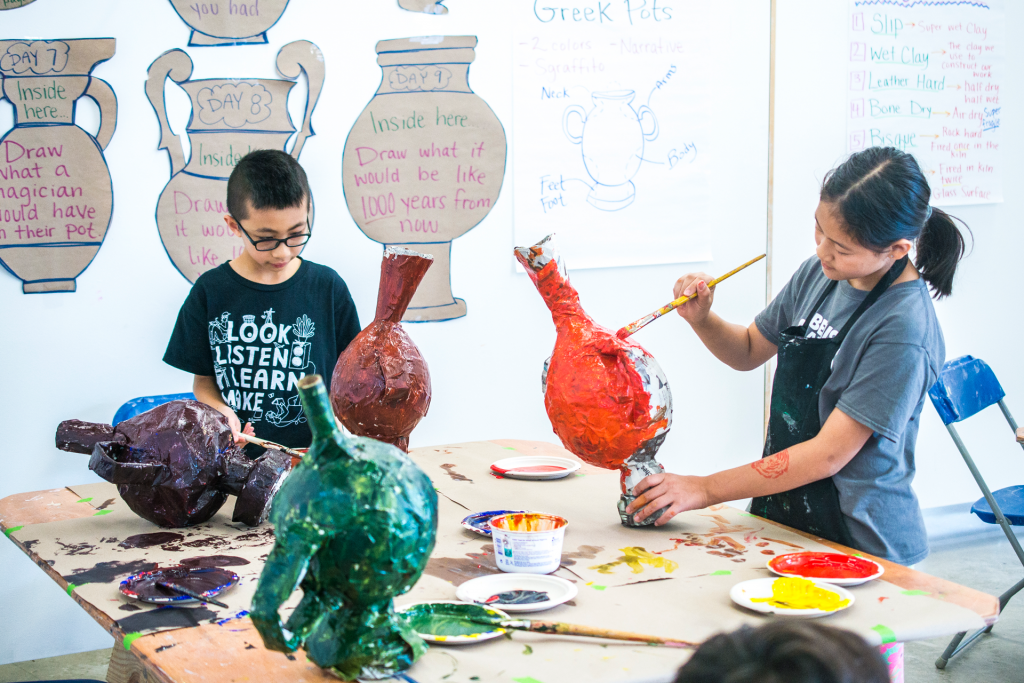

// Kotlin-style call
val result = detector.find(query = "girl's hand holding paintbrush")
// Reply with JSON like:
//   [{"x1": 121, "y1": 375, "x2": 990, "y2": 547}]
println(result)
[{"x1": 672, "y1": 272, "x2": 717, "y2": 324}]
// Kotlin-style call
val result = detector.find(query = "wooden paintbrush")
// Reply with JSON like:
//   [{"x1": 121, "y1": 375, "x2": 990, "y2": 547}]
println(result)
[
  {"x1": 237, "y1": 432, "x2": 306, "y2": 459},
  {"x1": 616, "y1": 253, "x2": 766, "y2": 339}
]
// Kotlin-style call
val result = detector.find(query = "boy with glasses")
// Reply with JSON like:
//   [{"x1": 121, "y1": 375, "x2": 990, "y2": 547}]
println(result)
[{"x1": 164, "y1": 150, "x2": 360, "y2": 452}]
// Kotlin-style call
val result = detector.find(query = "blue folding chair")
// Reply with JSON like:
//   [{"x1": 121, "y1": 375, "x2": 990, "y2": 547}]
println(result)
[
  {"x1": 111, "y1": 393, "x2": 195, "y2": 425},
  {"x1": 928, "y1": 355, "x2": 1024, "y2": 668}
]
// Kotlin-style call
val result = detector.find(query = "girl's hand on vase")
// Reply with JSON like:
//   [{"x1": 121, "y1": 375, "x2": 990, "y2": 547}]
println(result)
[{"x1": 625, "y1": 473, "x2": 710, "y2": 526}]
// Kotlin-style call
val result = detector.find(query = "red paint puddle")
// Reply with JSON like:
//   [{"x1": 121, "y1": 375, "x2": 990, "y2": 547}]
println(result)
[{"x1": 491, "y1": 465, "x2": 567, "y2": 474}]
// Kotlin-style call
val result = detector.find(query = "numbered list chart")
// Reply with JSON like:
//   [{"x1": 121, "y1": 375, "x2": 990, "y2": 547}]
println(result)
[{"x1": 846, "y1": 0, "x2": 1003, "y2": 205}]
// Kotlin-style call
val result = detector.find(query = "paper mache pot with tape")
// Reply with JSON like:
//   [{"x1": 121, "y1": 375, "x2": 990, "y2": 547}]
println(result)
[
  {"x1": 341, "y1": 36, "x2": 507, "y2": 322},
  {"x1": 330, "y1": 246, "x2": 433, "y2": 452},
  {"x1": 146, "y1": 40, "x2": 323, "y2": 283},
  {"x1": 167, "y1": 0, "x2": 292, "y2": 47},
  {"x1": 0, "y1": 38, "x2": 116, "y2": 293},
  {"x1": 515, "y1": 234, "x2": 673, "y2": 527}
]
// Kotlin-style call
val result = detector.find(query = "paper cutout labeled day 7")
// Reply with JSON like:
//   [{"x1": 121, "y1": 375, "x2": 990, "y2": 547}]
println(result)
[
  {"x1": 167, "y1": 0, "x2": 292, "y2": 46},
  {"x1": 341, "y1": 36, "x2": 507, "y2": 322},
  {"x1": 147, "y1": 40, "x2": 324, "y2": 283},
  {"x1": 0, "y1": 38, "x2": 117, "y2": 293}
]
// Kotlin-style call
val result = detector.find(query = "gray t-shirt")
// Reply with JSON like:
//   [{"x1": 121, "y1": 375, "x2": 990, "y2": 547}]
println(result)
[{"x1": 755, "y1": 255, "x2": 944, "y2": 566}]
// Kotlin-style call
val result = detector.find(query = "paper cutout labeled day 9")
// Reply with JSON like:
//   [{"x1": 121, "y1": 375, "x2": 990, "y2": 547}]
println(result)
[
  {"x1": 846, "y1": 0, "x2": 1004, "y2": 205},
  {"x1": 341, "y1": 36, "x2": 507, "y2": 323},
  {"x1": 167, "y1": 0, "x2": 292, "y2": 46},
  {"x1": 0, "y1": 38, "x2": 117, "y2": 293},
  {"x1": 147, "y1": 40, "x2": 324, "y2": 283}
]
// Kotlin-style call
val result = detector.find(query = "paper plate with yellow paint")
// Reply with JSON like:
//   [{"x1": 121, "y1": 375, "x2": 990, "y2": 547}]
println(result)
[
  {"x1": 398, "y1": 601, "x2": 511, "y2": 644},
  {"x1": 729, "y1": 577, "x2": 855, "y2": 618}
]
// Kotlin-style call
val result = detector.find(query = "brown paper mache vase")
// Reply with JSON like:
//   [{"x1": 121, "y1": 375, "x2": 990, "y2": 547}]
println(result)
[
  {"x1": 0, "y1": 38, "x2": 116, "y2": 293},
  {"x1": 146, "y1": 40, "x2": 323, "y2": 283},
  {"x1": 341, "y1": 36, "x2": 506, "y2": 322}
]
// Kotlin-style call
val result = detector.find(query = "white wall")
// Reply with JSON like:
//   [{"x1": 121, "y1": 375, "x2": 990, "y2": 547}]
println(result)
[
  {"x1": 774, "y1": 0, "x2": 1024, "y2": 511},
  {"x1": 0, "y1": 0, "x2": 771, "y2": 663}
]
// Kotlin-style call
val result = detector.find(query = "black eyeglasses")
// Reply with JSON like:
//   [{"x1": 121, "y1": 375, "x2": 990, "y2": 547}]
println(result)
[{"x1": 233, "y1": 218, "x2": 311, "y2": 252}]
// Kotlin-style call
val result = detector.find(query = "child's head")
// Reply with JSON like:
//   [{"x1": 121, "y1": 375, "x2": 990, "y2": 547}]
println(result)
[
  {"x1": 674, "y1": 621, "x2": 889, "y2": 683},
  {"x1": 225, "y1": 150, "x2": 311, "y2": 274},
  {"x1": 817, "y1": 146, "x2": 967, "y2": 298}
]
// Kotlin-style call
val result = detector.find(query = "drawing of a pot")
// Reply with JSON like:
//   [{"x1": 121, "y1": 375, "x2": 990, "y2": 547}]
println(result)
[
  {"x1": 146, "y1": 41, "x2": 324, "y2": 283},
  {"x1": 0, "y1": 38, "x2": 116, "y2": 293},
  {"x1": 167, "y1": 0, "x2": 291, "y2": 47},
  {"x1": 342, "y1": 36, "x2": 507, "y2": 322},
  {"x1": 563, "y1": 90, "x2": 658, "y2": 211}
]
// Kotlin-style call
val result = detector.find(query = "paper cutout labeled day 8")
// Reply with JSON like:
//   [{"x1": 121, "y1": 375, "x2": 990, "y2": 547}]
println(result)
[
  {"x1": 0, "y1": 38, "x2": 117, "y2": 293},
  {"x1": 341, "y1": 36, "x2": 507, "y2": 322},
  {"x1": 147, "y1": 41, "x2": 324, "y2": 283},
  {"x1": 167, "y1": 0, "x2": 292, "y2": 47}
]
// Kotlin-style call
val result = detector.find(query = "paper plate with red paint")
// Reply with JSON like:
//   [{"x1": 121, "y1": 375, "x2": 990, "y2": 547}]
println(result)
[
  {"x1": 768, "y1": 552, "x2": 884, "y2": 586},
  {"x1": 489, "y1": 456, "x2": 580, "y2": 480}
]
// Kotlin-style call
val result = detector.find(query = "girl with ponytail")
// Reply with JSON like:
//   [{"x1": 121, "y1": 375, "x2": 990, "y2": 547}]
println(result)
[
  {"x1": 626, "y1": 147, "x2": 967, "y2": 680},
  {"x1": 625, "y1": 145, "x2": 968, "y2": 567}
]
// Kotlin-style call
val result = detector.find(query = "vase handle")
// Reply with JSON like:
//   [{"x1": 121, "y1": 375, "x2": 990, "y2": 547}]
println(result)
[
  {"x1": 83, "y1": 77, "x2": 117, "y2": 151},
  {"x1": 278, "y1": 41, "x2": 325, "y2": 160},
  {"x1": 562, "y1": 105, "x2": 586, "y2": 145},
  {"x1": 637, "y1": 105, "x2": 659, "y2": 142},
  {"x1": 145, "y1": 49, "x2": 193, "y2": 176}
]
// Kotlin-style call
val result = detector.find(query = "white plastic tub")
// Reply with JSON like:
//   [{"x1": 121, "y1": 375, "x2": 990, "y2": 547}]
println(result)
[{"x1": 489, "y1": 512, "x2": 568, "y2": 574}]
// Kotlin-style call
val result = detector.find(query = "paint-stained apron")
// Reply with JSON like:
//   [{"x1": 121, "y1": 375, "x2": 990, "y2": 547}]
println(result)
[{"x1": 750, "y1": 256, "x2": 908, "y2": 546}]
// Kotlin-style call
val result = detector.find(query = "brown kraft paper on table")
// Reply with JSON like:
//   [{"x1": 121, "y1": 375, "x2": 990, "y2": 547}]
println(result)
[
  {"x1": 146, "y1": 40, "x2": 323, "y2": 283},
  {"x1": 9, "y1": 482, "x2": 301, "y2": 637},
  {"x1": 0, "y1": 38, "x2": 116, "y2": 293},
  {"x1": 166, "y1": 0, "x2": 292, "y2": 47},
  {"x1": 341, "y1": 36, "x2": 507, "y2": 322}
]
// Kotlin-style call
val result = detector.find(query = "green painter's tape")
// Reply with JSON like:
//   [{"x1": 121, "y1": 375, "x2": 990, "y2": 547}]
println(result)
[
  {"x1": 93, "y1": 510, "x2": 113, "y2": 516},
  {"x1": 123, "y1": 633, "x2": 143, "y2": 651},
  {"x1": 871, "y1": 624, "x2": 897, "y2": 644},
  {"x1": 503, "y1": 446, "x2": 516, "y2": 450},
  {"x1": 512, "y1": 678, "x2": 546, "y2": 683},
  {"x1": 76, "y1": 497, "x2": 93, "y2": 503},
  {"x1": 4, "y1": 525, "x2": 24, "y2": 537},
  {"x1": 709, "y1": 570, "x2": 732, "y2": 576},
  {"x1": 522, "y1": 644, "x2": 533, "y2": 655},
  {"x1": 66, "y1": 583, "x2": 78, "y2": 595},
  {"x1": 901, "y1": 590, "x2": 931, "y2": 596},
  {"x1": 591, "y1": 584, "x2": 606, "y2": 591}
]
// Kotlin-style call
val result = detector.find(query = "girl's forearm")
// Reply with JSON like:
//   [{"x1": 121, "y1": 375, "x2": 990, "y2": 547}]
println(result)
[
  {"x1": 690, "y1": 312, "x2": 762, "y2": 371},
  {"x1": 702, "y1": 441, "x2": 839, "y2": 506}
]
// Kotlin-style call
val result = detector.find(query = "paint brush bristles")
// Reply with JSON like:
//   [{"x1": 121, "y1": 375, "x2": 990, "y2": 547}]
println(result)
[{"x1": 616, "y1": 253, "x2": 766, "y2": 339}]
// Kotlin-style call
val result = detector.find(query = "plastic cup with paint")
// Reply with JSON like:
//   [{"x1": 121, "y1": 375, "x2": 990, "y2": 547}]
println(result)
[{"x1": 489, "y1": 513, "x2": 568, "y2": 574}]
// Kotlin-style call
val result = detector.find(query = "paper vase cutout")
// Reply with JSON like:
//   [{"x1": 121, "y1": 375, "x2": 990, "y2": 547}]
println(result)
[
  {"x1": 147, "y1": 41, "x2": 324, "y2": 283},
  {"x1": 167, "y1": 0, "x2": 292, "y2": 47},
  {"x1": 341, "y1": 36, "x2": 507, "y2": 322},
  {"x1": 398, "y1": 0, "x2": 447, "y2": 14},
  {"x1": 0, "y1": 38, "x2": 116, "y2": 293},
  {"x1": 0, "y1": 0, "x2": 38, "y2": 10}
]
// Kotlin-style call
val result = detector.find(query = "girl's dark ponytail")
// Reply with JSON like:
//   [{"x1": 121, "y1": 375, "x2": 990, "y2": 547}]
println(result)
[
  {"x1": 916, "y1": 207, "x2": 966, "y2": 299},
  {"x1": 821, "y1": 147, "x2": 971, "y2": 299}
]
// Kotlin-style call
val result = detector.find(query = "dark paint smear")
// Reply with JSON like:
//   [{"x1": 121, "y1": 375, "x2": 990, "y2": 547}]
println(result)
[
  {"x1": 100, "y1": 537, "x2": 119, "y2": 544},
  {"x1": 22, "y1": 539, "x2": 38, "y2": 551},
  {"x1": 119, "y1": 532, "x2": 185, "y2": 549},
  {"x1": 117, "y1": 605, "x2": 219, "y2": 633},
  {"x1": 424, "y1": 544, "x2": 498, "y2": 586},
  {"x1": 762, "y1": 549, "x2": 775, "y2": 555},
  {"x1": 181, "y1": 536, "x2": 232, "y2": 550},
  {"x1": 560, "y1": 544, "x2": 604, "y2": 567},
  {"x1": 119, "y1": 603, "x2": 142, "y2": 612},
  {"x1": 55, "y1": 540, "x2": 98, "y2": 556},
  {"x1": 181, "y1": 555, "x2": 251, "y2": 568},
  {"x1": 245, "y1": 644, "x2": 256, "y2": 650},
  {"x1": 440, "y1": 463, "x2": 473, "y2": 483},
  {"x1": 155, "y1": 644, "x2": 176, "y2": 653},
  {"x1": 64, "y1": 559, "x2": 158, "y2": 585},
  {"x1": 96, "y1": 498, "x2": 116, "y2": 510}
]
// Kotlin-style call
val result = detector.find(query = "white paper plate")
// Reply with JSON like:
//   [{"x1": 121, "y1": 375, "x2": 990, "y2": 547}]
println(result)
[
  {"x1": 489, "y1": 456, "x2": 580, "y2": 480},
  {"x1": 729, "y1": 578, "x2": 855, "y2": 618},
  {"x1": 397, "y1": 601, "x2": 509, "y2": 645},
  {"x1": 456, "y1": 574, "x2": 578, "y2": 613}
]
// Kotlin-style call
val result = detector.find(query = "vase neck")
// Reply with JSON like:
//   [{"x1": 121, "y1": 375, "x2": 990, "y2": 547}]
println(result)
[
  {"x1": 296, "y1": 375, "x2": 347, "y2": 457},
  {"x1": 375, "y1": 247, "x2": 434, "y2": 322},
  {"x1": 531, "y1": 260, "x2": 586, "y2": 325}
]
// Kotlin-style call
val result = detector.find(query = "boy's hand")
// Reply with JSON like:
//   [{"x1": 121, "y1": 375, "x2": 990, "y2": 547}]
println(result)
[
  {"x1": 672, "y1": 272, "x2": 715, "y2": 325},
  {"x1": 625, "y1": 473, "x2": 710, "y2": 526},
  {"x1": 235, "y1": 421, "x2": 255, "y2": 445}
]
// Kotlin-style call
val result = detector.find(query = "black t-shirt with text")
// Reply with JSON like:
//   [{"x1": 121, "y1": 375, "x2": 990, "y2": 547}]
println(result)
[{"x1": 164, "y1": 259, "x2": 360, "y2": 449}]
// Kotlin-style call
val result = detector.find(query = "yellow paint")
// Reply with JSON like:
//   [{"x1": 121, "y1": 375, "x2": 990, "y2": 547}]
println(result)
[
  {"x1": 590, "y1": 547, "x2": 679, "y2": 575},
  {"x1": 751, "y1": 577, "x2": 850, "y2": 611}
]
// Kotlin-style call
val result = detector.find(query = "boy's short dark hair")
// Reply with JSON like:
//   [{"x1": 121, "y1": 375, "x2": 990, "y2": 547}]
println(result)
[
  {"x1": 227, "y1": 149, "x2": 310, "y2": 220},
  {"x1": 675, "y1": 622, "x2": 888, "y2": 683}
]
